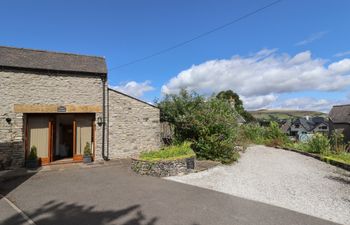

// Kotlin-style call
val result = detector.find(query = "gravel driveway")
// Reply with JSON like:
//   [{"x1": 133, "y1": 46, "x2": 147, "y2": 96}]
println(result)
[{"x1": 166, "y1": 145, "x2": 350, "y2": 225}]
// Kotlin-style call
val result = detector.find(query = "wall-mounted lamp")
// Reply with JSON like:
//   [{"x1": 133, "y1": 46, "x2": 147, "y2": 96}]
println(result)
[
  {"x1": 5, "y1": 118, "x2": 12, "y2": 124},
  {"x1": 97, "y1": 117, "x2": 104, "y2": 126}
]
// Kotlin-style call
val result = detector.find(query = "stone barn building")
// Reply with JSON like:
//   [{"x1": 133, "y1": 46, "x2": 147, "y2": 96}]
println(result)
[
  {"x1": 0, "y1": 46, "x2": 160, "y2": 169},
  {"x1": 329, "y1": 104, "x2": 350, "y2": 143}
]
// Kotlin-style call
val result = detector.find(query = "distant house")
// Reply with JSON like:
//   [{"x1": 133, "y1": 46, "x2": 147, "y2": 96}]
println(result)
[
  {"x1": 280, "y1": 120, "x2": 292, "y2": 134},
  {"x1": 236, "y1": 114, "x2": 246, "y2": 125},
  {"x1": 312, "y1": 121, "x2": 329, "y2": 134},
  {"x1": 282, "y1": 117, "x2": 329, "y2": 140},
  {"x1": 329, "y1": 104, "x2": 350, "y2": 143}
]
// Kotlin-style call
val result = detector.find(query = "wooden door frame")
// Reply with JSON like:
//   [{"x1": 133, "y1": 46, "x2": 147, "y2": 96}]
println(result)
[
  {"x1": 72, "y1": 119, "x2": 83, "y2": 161},
  {"x1": 46, "y1": 116, "x2": 56, "y2": 165},
  {"x1": 72, "y1": 114, "x2": 95, "y2": 161},
  {"x1": 92, "y1": 118, "x2": 96, "y2": 161},
  {"x1": 24, "y1": 115, "x2": 29, "y2": 162},
  {"x1": 48, "y1": 120, "x2": 53, "y2": 163}
]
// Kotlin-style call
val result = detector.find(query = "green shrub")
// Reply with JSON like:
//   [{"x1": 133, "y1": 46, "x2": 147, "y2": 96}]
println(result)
[
  {"x1": 28, "y1": 145, "x2": 38, "y2": 160},
  {"x1": 265, "y1": 121, "x2": 291, "y2": 147},
  {"x1": 157, "y1": 89, "x2": 205, "y2": 143},
  {"x1": 190, "y1": 98, "x2": 239, "y2": 164},
  {"x1": 158, "y1": 90, "x2": 240, "y2": 164},
  {"x1": 83, "y1": 142, "x2": 92, "y2": 156},
  {"x1": 192, "y1": 137, "x2": 239, "y2": 164},
  {"x1": 305, "y1": 133, "x2": 330, "y2": 154},
  {"x1": 290, "y1": 142, "x2": 308, "y2": 152},
  {"x1": 291, "y1": 134, "x2": 350, "y2": 164},
  {"x1": 240, "y1": 123, "x2": 267, "y2": 144},
  {"x1": 139, "y1": 142, "x2": 195, "y2": 161},
  {"x1": 330, "y1": 130, "x2": 347, "y2": 153},
  {"x1": 323, "y1": 152, "x2": 350, "y2": 164},
  {"x1": 235, "y1": 127, "x2": 250, "y2": 150},
  {"x1": 241, "y1": 122, "x2": 290, "y2": 148}
]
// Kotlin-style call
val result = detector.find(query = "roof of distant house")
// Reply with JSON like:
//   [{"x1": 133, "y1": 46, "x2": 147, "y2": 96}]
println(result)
[
  {"x1": 329, "y1": 104, "x2": 350, "y2": 124},
  {"x1": 236, "y1": 113, "x2": 246, "y2": 124},
  {"x1": 293, "y1": 118, "x2": 313, "y2": 131},
  {"x1": 280, "y1": 120, "x2": 291, "y2": 133},
  {"x1": 311, "y1": 116, "x2": 325, "y2": 124},
  {"x1": 292, "y1": 117, "x2": 328, "y2": 132},
  {"x1": 0, "y1": 46, "x2": 107, "y2": 75}
]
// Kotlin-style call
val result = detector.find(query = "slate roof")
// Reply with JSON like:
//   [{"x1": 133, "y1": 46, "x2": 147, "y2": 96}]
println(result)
[
  {"x1": 280, "y1": 120, "x2": 291, "y2": 133},
  {"x1": 311, "y1": 116, "x2": 325, "y2": 124},
  {"x1": 294, "y1": 118, "x2": 314, "y2": 131},
  {"x1": 0, "y1": 46, "x2": 107, "y2": 75},
  {"x1": 292, "y1": 117, "x2": 328, "y2": 132},
  {"x1": 236, "y1": 114, "x2": 246, "y2": 124},
  {"x1": 329, "y1": 104, "x2": 350, "y2": 124}
]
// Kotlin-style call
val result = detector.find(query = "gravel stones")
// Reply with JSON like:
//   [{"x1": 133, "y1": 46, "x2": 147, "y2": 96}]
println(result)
[{"x1": 167, "y1": 145, "x2": 350, "y2": 225}]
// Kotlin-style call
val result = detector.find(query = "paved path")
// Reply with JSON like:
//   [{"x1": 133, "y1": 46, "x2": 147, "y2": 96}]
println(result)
[
  {"x1": 0, "y1": 159, "x2": 340, "y2": 225},
  {"x1": 167, "y1": 145, "x2": 350, "y2": 225}
]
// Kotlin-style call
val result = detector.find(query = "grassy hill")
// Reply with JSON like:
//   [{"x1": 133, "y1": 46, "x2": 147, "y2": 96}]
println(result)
[{"x1": 249, "y1": 109, "x2": 327, "y2": 121}]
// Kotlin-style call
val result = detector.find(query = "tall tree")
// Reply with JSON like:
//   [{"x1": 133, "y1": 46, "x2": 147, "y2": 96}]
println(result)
[{"x1": 216, "y1": 90, "x2": 255, "y2": 122}]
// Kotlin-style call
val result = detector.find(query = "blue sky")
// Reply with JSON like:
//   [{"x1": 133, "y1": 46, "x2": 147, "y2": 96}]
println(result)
[{"x1": 1, "y1": 0, "x2": 350, "y2": 112}]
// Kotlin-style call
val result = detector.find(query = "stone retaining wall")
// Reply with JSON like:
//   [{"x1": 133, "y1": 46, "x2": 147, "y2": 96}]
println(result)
[{"x1": 131, "y1": 157, "x2": 195, "y2": 177}]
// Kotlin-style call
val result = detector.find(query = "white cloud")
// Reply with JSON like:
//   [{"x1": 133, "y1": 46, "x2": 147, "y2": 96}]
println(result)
[
  {"x1": 274, "y1": 97, "x2": 345, "y2": 113},
  {"x1": 295, "y1": 31, "x2": 328, "y2": 46},
  {"x1": 110, "y1": 80, "x2": 154, "y2": 98},
  {"x1": 334, "y1": 50, "x2": 350, "y2": 58},
  {"x1": 328, "y1": 58, "x2": 350, "y2": 74},
  {"x1": 241, "y1": 94, "x2": 277, "y2": 110},
  {"x1": 162, "y1": 49, "x2": 350, "y2": 110}
]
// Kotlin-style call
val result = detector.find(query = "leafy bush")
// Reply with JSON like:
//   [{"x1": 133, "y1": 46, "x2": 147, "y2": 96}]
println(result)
[
  {"x1": 241, "y1": 122, "x2": 290, "y2": 148},
  {"x1": 158, "y1": 89, "x2": 205, "y2": 143},
  {"x1": 139, "y1": 142, "x2": 195, "y2": 161},
  {"x1": 190, "y1": 98, "x2": 239, "y2": 163},
  {"x1": 83, "y1": 142, "x2": 92, "y2": 156},
  {"x1": 305, "y1": 133, "x2": 330, "y2": 154},
  {"x1": 240, "y1": 123, "x2": 267, "y2": 144},
  {"x1": 292, "y1": 134, "x2": 350, "y2": 164},
  {"x1": 158, "y1": 89, "x2": 240, "y2": 164},
  {"x1": 265, "y1": 121, "x2": 291, "y2": 147},
  {"x1": 330, "y1": 130, "x2": 347, "y2": 153},
  {"x1": 323, "y1": 152, "x2": 350, "y2": 164},
  {"x1": 289, "y1": 141, "x2": 308, "y2": 152},
  {"x1": 28, "y1": 145, "x2": 38, "y2": 160}
]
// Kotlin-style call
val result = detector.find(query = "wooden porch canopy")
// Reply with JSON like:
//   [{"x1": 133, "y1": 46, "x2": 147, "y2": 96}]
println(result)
[{"x1": 14, "y1": 104, "x2": 102, "y2": 113}]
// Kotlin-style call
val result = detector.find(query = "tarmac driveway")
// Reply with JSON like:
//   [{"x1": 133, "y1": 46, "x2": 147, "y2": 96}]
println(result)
[{"x1": 0, "y1": 160, "x2": 340, "y2": 225}]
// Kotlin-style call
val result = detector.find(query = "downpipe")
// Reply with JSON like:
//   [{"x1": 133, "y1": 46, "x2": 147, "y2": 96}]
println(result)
[{"x1": 102, "y1": 77, "x2": 109, "y2": 161}]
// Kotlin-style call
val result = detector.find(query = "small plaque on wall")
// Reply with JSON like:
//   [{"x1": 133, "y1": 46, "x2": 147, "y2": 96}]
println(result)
[{"x1": 57, "y1": 106, "x2": 67, "y2": 113}]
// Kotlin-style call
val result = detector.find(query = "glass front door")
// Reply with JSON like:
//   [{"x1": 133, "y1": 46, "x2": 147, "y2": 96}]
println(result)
[{"x1": 27, "y1": 113, "x2": 95, "y2": 164}]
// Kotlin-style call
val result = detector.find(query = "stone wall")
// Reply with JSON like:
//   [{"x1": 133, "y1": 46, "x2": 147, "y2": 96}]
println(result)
[
  {"x1": 131, "y1": 157, "x2": 195, "y2": 177},
  {"x1": 0, "y1": 69, "x2": 162, "y2": 169},
  {"x1": 0, "y1": 69, "x2": 104, "y2": 168},
  {"x1": 108, "y1": 89, "x2": 161, "y2": 158}
]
